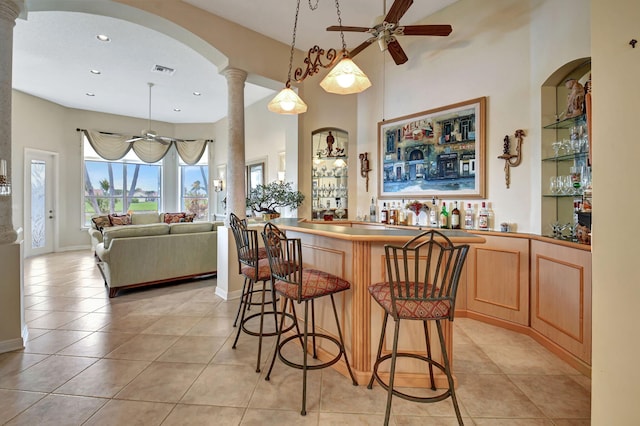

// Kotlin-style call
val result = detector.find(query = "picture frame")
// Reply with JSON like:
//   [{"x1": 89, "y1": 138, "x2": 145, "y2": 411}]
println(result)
[{"x1": 378, "y1": 97, "x2": 486, "y2": 199}]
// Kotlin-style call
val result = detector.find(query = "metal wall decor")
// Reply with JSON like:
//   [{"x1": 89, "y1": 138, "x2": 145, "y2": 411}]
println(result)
[
  {"x1": 359, "y1": 152, "x2": 372, "y2": 192},
  {"x1": 498, "y1": 129, "x2": 525, "y2": 188}
]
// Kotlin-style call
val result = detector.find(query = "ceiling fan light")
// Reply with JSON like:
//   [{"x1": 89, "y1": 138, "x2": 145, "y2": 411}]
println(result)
[
  {"x1": 268, "y1": 87, "x2": 307, "y2": 115},
  {"x1": 320, "y1": 57, "x2": 371, "y2": 95}
]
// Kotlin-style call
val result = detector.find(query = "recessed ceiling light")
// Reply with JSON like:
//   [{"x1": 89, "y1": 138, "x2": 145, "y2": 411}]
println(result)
[
  {"x1": 90, "y1": 69, "x2": 101, "y2": 75},
  {"x1": 85, "y1": 92, "x2": 95, "y2": 97},
  {"x1": 173, "y1": 108, "x2": 182, "y2": 112},
  {"x1": 96, "y1": 34, "x2": 110, "y2": 42},
  {"x1": 192, "y1": 91, "x2": 202, "y2": 96}
]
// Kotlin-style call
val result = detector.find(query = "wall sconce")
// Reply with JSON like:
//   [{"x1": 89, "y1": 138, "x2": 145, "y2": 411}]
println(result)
[
  {"x1": 213, "y1": 179, "x2": 223, "y2": 192},
  {"x1": 0, "y1": 159, "x2": 10, "y2": 196},
  {"x1": 497, "y1": 129, "x2": 525, "y2": 188},
  {"x1": 359, "y1": 152, "x2": 372, "y2": 192},
  {"x1": 277, "y1": 171, "x2": 286, "y2": 182}
]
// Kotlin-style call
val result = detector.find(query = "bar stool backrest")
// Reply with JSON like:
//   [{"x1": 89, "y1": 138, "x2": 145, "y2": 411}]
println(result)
[
  {"x1": 384, "y1": 230, "x2": 469, "y2": 321},
  {"x1": 229, "y1": 213, "x2": 260, "y2": 272},
  {"x1": 262, "y1": 222, "x2": 304, "y2": 302}
]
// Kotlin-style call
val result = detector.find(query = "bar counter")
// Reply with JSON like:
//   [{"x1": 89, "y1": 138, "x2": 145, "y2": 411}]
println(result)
[{"x1": 268, "y1": 218, "x2": 485, "y2": 387}]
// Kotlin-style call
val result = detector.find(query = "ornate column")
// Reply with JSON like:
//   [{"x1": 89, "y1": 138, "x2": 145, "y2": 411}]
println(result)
[
  {"x1": 223, "y1": 68, "x2": 247, "y2": 223},
  {"x1": 0, "y1": 0, "x2": 19, "y2": 244}
]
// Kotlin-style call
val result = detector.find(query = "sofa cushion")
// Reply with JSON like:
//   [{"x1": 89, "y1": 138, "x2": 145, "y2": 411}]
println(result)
[
  {"x1": 131, "y1": 212, "x2": 161, "y2": 225},
  {"x1": 169, "y1": 222, "x2": 214, "y2": 234},
  {"x1": 102, "y1": 223, "x2": 170, "y2": 249},
  {"x1": 163, "y1": 212, "x2": 186, "y2": 224},
  {"x1": 91, "y1": 215, "x2": 111, "y2": 231},
  {"x1": 109, "y1": 213, "x2": 131, "y2": 226}
]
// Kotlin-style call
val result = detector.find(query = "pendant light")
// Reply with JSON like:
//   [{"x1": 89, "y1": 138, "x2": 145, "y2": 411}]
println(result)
[
  {"x1": 267, "y1": 0, "x2": 307, "y2": 115},
  {"x1": 320, "y1": 0, "x2": 371, "y2": 95}
]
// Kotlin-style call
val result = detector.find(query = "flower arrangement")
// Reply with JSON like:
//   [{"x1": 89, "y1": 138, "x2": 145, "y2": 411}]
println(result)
[{"x1": 406, "y1": 200, "x2": 425, "y2": 216}]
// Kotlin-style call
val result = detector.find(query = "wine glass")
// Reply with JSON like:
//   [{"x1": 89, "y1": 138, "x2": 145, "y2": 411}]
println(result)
[{"x1": 549, "y1": 176, "x2": 558, "y2": 195}]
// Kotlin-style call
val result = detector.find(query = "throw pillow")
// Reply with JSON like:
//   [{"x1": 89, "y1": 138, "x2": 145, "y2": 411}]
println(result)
[
  {"x1": 91, "y1": 215, "x2": 111, "y2": 232},
  {"x1": 184, "y1": 213, "x2": 196, "y2": 222},
  {"x1": 163, "y1": 212, "x2": 186, "y2": 224},
  {"x1": 109, "y1": 213, "x2": 132, "y2": 226}
]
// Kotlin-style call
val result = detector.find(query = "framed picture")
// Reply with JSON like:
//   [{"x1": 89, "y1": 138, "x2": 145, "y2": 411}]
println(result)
[
  {"x1": 378, "y1": 97, "x2": 486, "y2": 199},
  {"x1": 246, "y1": 161, "x2": 265, "y2": 196}
]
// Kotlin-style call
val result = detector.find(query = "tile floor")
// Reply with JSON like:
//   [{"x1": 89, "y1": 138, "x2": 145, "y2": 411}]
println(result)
[{"x1": 0, "y1": 251, "x2": 591, "y2": 425}]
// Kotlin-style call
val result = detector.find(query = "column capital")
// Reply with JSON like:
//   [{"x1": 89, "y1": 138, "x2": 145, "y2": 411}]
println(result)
[
  {"x1": 0, "y1": 0, "x2": 21, "y2": 24},
  {"x1": 223, "y1": 68, "x2": 247, "y2": 83}
]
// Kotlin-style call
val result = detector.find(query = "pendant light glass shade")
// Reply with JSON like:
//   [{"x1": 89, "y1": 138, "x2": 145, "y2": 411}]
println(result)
[
  {"x1": 267, "y1": 87, "x2": 308, "y2": 114},
  {"x1": 320, "y1": 57, "x2": 372, "y2": 95}
]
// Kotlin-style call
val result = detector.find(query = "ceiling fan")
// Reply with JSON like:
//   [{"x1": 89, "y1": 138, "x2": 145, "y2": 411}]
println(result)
[
  {"x1": 326, "y1": 0, "x2": 453, "y2": 65},
  {"x1": 126, "y1": 82, "x2": 182, "y2": 144}
]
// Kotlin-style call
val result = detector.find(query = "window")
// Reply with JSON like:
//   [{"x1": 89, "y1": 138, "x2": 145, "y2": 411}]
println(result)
[
  {"x1": 179, "y1": 145, "x2": 209, "y2": 221},
  {"x1": 83, "y1": 136, "x2": 162, "y2": 225}
]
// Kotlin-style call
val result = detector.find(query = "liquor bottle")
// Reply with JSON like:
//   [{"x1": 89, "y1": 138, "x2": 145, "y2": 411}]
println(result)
[
  {"x1": 380, "y1": 202, "x2": 389, "y2": 224},
  {"x1": 451, "y1": 201, "x2": 461, "y2": 229},
  {"x1": 398, "y1": 199, "x2": 407, "y2": 225},
  {"x1": 464, "y1": 203, "x2": 475, "y2": 229},
  {"x1": 389, "y1": 202, "x2": 397, "y2": 225},
  {"x1": 478, "y1": 201, "x2": 489, "y2": 230},
  {"x1": 439, "y1": 201, "x2": 449, "y2": 229},
  {"x1": 429, "y1": 197, "x2": 438, "y2": 227},
  {"x1": 369, "y1": 198, "x2": 377, "y2": 222}
]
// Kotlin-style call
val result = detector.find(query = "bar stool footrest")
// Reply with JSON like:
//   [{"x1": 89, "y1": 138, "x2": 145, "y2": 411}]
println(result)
[
  {"x1": 370, "y1": 352, "x2": 452, "y2": 404},
  {"x1": 240, "y1": 311, "x2": 297, "y2": 338},
  {"x1": 278, "y1": 332, "x2": 345, "y2": 371}
]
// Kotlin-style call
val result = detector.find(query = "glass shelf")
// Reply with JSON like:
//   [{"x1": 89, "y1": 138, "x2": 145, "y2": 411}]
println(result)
[
  {"x1": 542, "y1": 152, "x2": 589, "y2": 162},
  {"x1": 543, "y1": 114, "x2": 587, "y2": 130}
]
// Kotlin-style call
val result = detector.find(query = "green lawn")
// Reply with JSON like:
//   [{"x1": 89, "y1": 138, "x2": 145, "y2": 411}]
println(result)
[{"x1": 85, "y1": 200, "x2": 159, "y2": 215}]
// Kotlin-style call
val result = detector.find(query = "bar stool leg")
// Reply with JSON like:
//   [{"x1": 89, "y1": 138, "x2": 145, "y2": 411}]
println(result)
[
  {"x1": 233, "y1": 278, "x2": 249, "y2": 327},
  {"x1": 255, "y1": 280, "x2": 268, "y2": 373},
  {"x1": 311, "y1": 300, "x2": 317, "y2": 359},
  {"x1": 232, "y1": 279, "x2": 253, "y2": 349},
  {"x1": 265, "y1": 298, "x2": 288, "y2": 381},
  {"x1": 423, "y1": 320, "x2": 437, "y2": 390},
  {"x1": 384, "y1": 319, "x2": 402, "y2": 426},
  {"x1": 301, "y1": 299, "x2": 309, "y2": 416},
  {"x1": 367, "y1": 312, "x2": 389, "y2": 389},
  {"x1": 437, "y1": 320, "x2": 463, "y2": 425},
  {"x1": 329, "y1": 294, "x2": 358, "y2": 385}
]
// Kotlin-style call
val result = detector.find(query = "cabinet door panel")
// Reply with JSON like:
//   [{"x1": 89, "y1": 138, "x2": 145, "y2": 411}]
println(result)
[
  {"x1": 531, "y1": 240, "x2": 591, "y2": 364},
  {"x1": 466, "y1": 235, "x2": 529, "y2": 325}
]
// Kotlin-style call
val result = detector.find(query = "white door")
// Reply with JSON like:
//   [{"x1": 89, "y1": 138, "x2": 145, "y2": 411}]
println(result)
[{"x1": 25, "y1": 149, "x2": 57, "y2": 257}]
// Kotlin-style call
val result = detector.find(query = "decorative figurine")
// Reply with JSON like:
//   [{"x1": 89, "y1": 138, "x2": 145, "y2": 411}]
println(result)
[
  {"x1": 565, "y1": 78, "x2": 585, "y2": 119},
  {"x1": 326, "y1": 131, "x2": 335, "y2": 157}
]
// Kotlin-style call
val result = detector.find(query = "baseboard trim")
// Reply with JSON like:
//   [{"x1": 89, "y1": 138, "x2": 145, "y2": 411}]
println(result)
[
  {"x1": 0, "y1": 336, "x2": 25, "y2": 354},
  {"x1": 215, "y1": 286, "x2": 243, "y2": 301}
]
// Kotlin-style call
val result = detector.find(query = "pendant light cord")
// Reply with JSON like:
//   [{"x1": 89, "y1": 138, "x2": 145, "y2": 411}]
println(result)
[{"x1": 285, "y1": 0, "x2": 302, "y2": 88}]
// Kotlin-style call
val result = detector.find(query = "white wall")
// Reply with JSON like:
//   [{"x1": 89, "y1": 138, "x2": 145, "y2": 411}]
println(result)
[
  {"x1": 352, "y1": 0, "x2": 589, "y2": 233},
  {"x1": 591, "y1": 0, "x2": 640, "y2": 422}
]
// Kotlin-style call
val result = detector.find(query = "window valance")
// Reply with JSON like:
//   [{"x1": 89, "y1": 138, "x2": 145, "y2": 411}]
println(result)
[{"x1": 79, "y1": 129, "x2": 212, "y2": 165}]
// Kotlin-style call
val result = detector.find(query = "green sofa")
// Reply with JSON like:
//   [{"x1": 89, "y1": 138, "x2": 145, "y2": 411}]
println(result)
[{"x1": 95, "y1": 221, "x2": 219, "y2": 297}]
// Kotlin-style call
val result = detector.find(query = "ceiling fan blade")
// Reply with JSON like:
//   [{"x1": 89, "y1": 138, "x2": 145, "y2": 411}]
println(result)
[
  {"x1": 385, "y1": 0, "x2": 413, "y2": 24},
  {"x1": 327, "y1": 25, "x2": 371, "y2": 33},
  {"x1": 156, "y1": 136, "x2": 175, "y2": 144},
  {"x1": 126, "y1": 137, "x2": 143, "y2": 143},
  {"x1": 399, "y1": 24, "x2": 453, "y2": 37},
  {"x1": 387, "y1": 39, "x2": 408, "y2": 65},
  {"x1": 349, "y1": 39, "x2": 376, "y2": 58}
]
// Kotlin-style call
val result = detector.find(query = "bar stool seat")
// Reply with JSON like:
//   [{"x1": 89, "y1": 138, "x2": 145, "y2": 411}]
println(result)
[{"x1": 262, "y1": 222, "x2": 358, "y2": 416}]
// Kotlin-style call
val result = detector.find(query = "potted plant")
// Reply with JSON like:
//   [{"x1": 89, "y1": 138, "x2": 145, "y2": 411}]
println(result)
[{"x1": 246, "y1": 181, "x2": 305, "y2": 220}]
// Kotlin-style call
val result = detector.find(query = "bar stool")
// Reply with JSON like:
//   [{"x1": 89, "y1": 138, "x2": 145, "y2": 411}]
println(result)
[
  {"x1": 261, "y1": 222, "x2": 358, "y2": 416},
  {"x1": 229, "y1": 213, "x2": 292, "y2": 373},
  {"x1": 367, "y1": 230, "x2": 469, "y2": 426}
]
